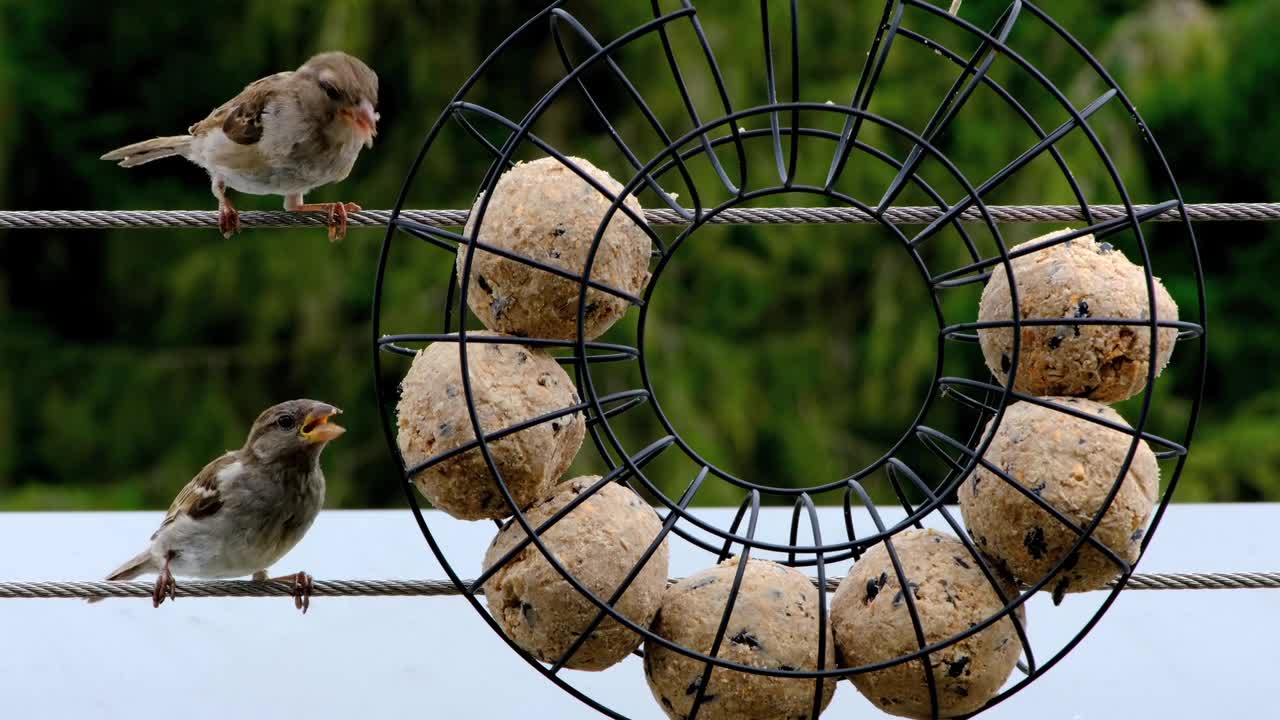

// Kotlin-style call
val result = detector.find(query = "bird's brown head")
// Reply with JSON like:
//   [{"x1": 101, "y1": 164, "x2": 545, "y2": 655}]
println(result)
[
  {"x1": 299, "y1": 51, "x2": 380, "y2": 148},
  {"x1": 246, "y1": 399, "x2": 346, "y2": 465}
]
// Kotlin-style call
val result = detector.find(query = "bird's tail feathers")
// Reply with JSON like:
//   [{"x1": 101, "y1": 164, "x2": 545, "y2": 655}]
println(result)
[
  {"x1": 100, "y1": 136, "x2": 192, "y2": 167},
  {"x1": 86, "y1": 549, "x2": 156, "y2": 604}
]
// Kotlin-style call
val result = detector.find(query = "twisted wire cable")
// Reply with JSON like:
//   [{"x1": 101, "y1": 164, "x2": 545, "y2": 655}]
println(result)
[
  {"x1": 2, "y1": 571, "x2": 1275, "y2": 600},
  {"x1": 1, "y1": 203, "x2": 1278, "y2": 231}
]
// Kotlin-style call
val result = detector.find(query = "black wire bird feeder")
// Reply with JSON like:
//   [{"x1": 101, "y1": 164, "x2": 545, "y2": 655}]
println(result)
[{"x1": 372, "y1": 1, "x2": 1206, "y2": 718}]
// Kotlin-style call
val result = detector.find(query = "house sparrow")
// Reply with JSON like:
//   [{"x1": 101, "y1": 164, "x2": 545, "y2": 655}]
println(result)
[
  {"x1": 100, "y1": 52, "x2": 379, "y2": 242},
  {"x1": 90, "y1": 399, "x2": 345, "y2": 613}
]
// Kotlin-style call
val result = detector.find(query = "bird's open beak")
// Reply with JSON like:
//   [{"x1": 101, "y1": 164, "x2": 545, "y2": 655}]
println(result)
[
  {"x1": 342, "y1": 99, "x2": 379, "y2": 149},
  {"x1": 301, "y1": 404, "x2": 345, "y2": 444}
]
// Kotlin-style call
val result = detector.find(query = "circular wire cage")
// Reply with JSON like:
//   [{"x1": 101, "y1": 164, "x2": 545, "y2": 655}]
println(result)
[{"x1": 372, "y1": 1, "x2": 1207, "y2": 718}]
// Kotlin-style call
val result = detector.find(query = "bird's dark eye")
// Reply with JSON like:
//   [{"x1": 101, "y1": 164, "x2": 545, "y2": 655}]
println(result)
[
  {"x1": 318, "y1": 80, "x2": 341, "y2": 102},
  {"x1": 276, "y1": 415, "x2": 297, "y2": 430}
]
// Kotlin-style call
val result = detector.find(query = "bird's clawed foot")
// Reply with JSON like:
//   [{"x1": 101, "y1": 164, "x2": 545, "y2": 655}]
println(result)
[
  {"x1": 255, "y1": 569, "x2": 314, "y2": 613},
  {"x1": 152, "y1": 566, "x2": 177, "y2": 608},
  {"x1": 291, "y1": 571, "x2": 314, "y2": 613},
  {"x1": 284, "y1": 198, "x2": 361, "y2": 242},
  {"x1": 325, "y1": 202, "x2": 360, "y2": 243},
  {"x1": 218, "y1": 201, "x2": 241, "y2": 238}
]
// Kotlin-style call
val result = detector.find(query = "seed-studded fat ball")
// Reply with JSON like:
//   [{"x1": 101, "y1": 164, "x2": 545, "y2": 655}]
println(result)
[
  {"x1": 959, "y1": 398, "x2": 1159, "y2": 595},
  {"x1": 397, "y1": 333, "x2": 584, "y2": 520},
  {"x1": 831, "y1": 528, "x2": 1025, "y2": 719},
  {"x1": 644, "y1": 556, "x2": 837, "y2": 720},
  {"x1": 482, "y1": 477, "x2": 669, "y2": 671},
  {"x1": 459, "y1": 156, "x2": 652, "y2": 341},
  {"x1": 977, "y1": 230, "x2": 1178, "y2": 403}
]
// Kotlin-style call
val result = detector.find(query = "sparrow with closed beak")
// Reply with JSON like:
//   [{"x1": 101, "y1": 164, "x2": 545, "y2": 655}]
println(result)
[
  {"x1": 91, "y1": 399, "x2": 345, "y2": 612},
  {"x1": 100, "y1": 52, "x2": 379, "y2": 242}
]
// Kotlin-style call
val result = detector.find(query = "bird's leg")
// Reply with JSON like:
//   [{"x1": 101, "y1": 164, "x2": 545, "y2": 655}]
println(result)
[
  {"x1": 152, "y1": 555, "x2": 177, "y2": 608},
  {"x1": 254, "y1": 569, "x2": 314, "y2": 614},
  {"x1": 284, "y1": 192, "x2": 360, "y2": 242},
  {"x1": 212, "y1": 177, "x2": 240, "y2": 238}
]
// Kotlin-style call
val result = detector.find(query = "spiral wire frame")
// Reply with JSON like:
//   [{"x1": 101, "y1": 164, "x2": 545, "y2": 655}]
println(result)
[{"x1": 371, "y1": 2, "x2": 1207, "y2": 718}]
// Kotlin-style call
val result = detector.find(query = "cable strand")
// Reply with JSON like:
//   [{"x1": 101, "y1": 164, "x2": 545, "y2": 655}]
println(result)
[
  {"x1": 2, "y1": 571, "x2": 1276, "y2": 600},
  {"x1": 1, "y1": 203, "x2": 1279, "y2": 231}
]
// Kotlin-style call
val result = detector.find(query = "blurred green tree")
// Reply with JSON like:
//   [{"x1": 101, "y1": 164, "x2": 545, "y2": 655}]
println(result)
[{"x1": 0, "y1": 0, "x2": 1270, "y2": 510}]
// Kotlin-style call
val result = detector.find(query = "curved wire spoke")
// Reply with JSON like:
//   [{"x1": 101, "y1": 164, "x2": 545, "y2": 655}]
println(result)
[
  {"x1": 909, "y1": 89, "x2": 1119, "y2": 249},
  {"x1": 942, "y1": 316, "x2": 1200, "y2": 337},
  {"x1": 378, "y1": 344, "x2": 639, "y2": 370},
  {"x1": 940, "y1": 317, "x2": 1201, "y2": 364},
  {"x1": 645, "y1": 124, "x2": 1000, "y2": 280},
  {"x1": 449, "y1": 109, "x2": 516, "y2": 172},
  {"x1": 876, "y1": 1, "x2": 1024, "y2": 214},
  {"x1": 785, "y1": 0, "x2": 801, "y2": 185},
  {"x1": 939, "y1": 380, "x2": 1002, "y2": 415},
  {"x1": 759, "y1": 0, "x2": 802, "y2": 186},
  {"x1": 376, "y1": 333, "x2": 639, "y2": 356},
  {"x1": 788, "y1": 494, "x2": 831, "y2": 720},
  {"x1": 934, "y1": 377, "x2": 1189, "y2": 456},
  {"x1": 841, "y1": 484, "x2": 866, "y2": 562},
  {"x1": 929, "y1": 199, "x2": 1181, "y2": 287},
  {"x1": 825, "y1": 1, "x2": 904, "y2": 189},
  {"x1": 396, "y1": 217, "x2": 465, "y2": 254},
  {"x1": 847, "y1": 481, "x2": 941, "y2": 718},
  {"x1": 894, "y1": 25, "x2": 1095, "y2": 228},
  {"x1": 680, "y1": 1, "x2": 749, "y2": 195},
  {"x1": 760, "y1": 0, "x2": 784, "y2": 183},
  {"x1": 377, "y1": 333, "x2": 641, "y2": 371},
  {"x1": 649, "y1": 0, "x2": 748, "y2": 198},
  {"x1": 884, "y1": 462, "x2": 926, "y2": 529},
  {"x1": 689, "y1": 491, "x2": 760, "y2": 720},
  {"x1": 586, "y1": 393, "x2": 650, "y2": 427},
  {"x1": 548, "y1": 9, "x2": 695, "y2": 218}
]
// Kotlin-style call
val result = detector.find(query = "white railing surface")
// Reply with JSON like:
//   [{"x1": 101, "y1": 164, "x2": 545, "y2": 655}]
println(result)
[{"x1": 0, "y1": 505, "x2": 1274, "y2": 720}]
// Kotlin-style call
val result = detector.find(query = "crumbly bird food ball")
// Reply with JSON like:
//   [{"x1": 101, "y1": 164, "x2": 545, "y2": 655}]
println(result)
[
  {"x1": 831, "y1": 529, "x2": 1025, "y2": 719},
  {"x1": 396, "y1": 333, "x2": 584, "y2": 520},
  {"x1": 644, "y1": 556, "x2": 837, "y2": 720},
  {"x1": 977, "y1": 230, "x2": 1179, "y2": 403},
  {"x1": 960, "y1": 398, "x2": 1159, "y2": 595},
  {"x1": 459, "y1": 156, "x2": 652, "y2": 341},
  {"x1": 481, "y1": 477, "x2": 669, "y2": 671}
]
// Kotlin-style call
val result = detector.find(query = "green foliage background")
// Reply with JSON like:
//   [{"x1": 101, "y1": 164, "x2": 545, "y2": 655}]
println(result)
[{"x1": 0, "y1": 0, "x2": 1274, "y2": 510}]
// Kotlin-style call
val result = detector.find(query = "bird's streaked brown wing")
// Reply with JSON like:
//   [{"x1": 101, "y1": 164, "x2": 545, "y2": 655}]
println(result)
[
  {"x1": 149, "y1": 453, "x2": 238, "y2": 540},
  {"x1": 188, "y1": 71, "x2": 292, "y2": 145}
]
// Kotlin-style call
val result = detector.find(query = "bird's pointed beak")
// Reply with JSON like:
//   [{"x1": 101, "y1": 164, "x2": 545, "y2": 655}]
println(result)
[
  {"x1": 355, "y1": 99, "x2": 379, "y2": 148},
  {"x1": 301, "y1": 404, "x2": 345, "y2": 444}
]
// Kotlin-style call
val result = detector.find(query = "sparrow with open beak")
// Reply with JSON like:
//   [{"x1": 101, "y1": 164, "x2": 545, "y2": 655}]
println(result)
[
  {"x1": 90, "y1": 399, "x2": 345, "y2": 612},
  {"x1": 101, "y1": 52, "x2": 379, "y2": 241}
]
